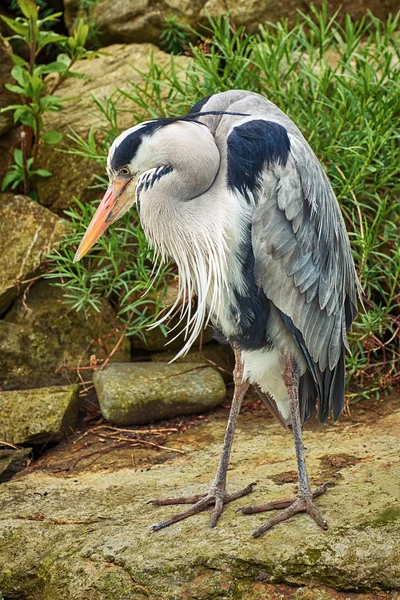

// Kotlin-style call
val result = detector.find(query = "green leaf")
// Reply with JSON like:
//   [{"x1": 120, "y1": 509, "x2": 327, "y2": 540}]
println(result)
[
  {"x1": 13, "y1": 149, "x2": 23, "y2": 167},
  {"x1": 56, "y1": 53, "x2": 72, "y2": 67},
  {"x1": 41, "y1": 130, "x2": 63, "y2": 144},
  {"x1": 17, "y1": 112, "x2": 35, "y2": 128},
  {"x1": 11, "y1": 53, "x2": 28, "y2": 67},
  {"x1": 35, "y1": 169, "x2": 52, "y2": 177},
  {"x1": 17, "y1": 0, "x2": 38, "y2": 21},
  {"x1": 36, "y1": 31, "x2": 68, "y2": 51},
  {"x1": 1, "y1": 170, "x2": 20, "y2": 192},
  {"x1": 11, "y1": 66, "x2": 26, "y2": 86},
  {"x1": 4, "y1": 83, "x2": 25, "y2": 94},
  {"x1": 39, "y1": 95, "x2": 63, "y2": 110},
  {"x1": 0, "y1": 15, "x2": 29, "y2": 37},
  {"x1": 41, "y1": 61, "x2": 68, "y2": 74}
]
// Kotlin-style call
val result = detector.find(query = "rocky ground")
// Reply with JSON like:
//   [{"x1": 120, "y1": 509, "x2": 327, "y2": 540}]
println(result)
[{"x1": 1, "y1": 393, "x2": 399, "y2": 599}]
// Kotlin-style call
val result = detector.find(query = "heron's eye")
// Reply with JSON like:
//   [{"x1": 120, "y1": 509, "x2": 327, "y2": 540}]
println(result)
[{"x1": 119, "y1": 167, "x2": 130, "y2": 176}]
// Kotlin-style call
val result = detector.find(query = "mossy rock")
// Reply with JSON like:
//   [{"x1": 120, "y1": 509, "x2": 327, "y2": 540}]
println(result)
[
  {"x1": 93, "y1": 361, "x2": 226, "y2": 425},
  {"x1": 0, "y1": 385, "x2": 79, "y2": 445},
  {"x1": 0, "y1": 194, "x2": 67, "y2": 315},
  {"x1": 1, "y1": 280, "x2": 130, "y2": 390}
]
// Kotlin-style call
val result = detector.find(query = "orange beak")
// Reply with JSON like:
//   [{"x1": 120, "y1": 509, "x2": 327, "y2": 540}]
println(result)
[{"x1": 73, "y1": 176, "x2": 134, "y2": 263}]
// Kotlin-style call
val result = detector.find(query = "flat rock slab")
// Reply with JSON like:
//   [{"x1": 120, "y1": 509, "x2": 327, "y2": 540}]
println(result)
[
  {"x1": 0, "y1": 194, "x2": 66, "y2": 314},
  {"x1": 93, "y1": 362, "x2": 226, "y2": 425},
  {"x1": 0, "y1": 385, "x2": 80, "y2": 445},
  {"x1": 0, "y1": 399, "x2": 399, "y2": 599}
]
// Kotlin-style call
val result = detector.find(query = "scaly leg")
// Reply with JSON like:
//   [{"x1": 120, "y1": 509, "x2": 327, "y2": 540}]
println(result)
[
  {"x1": 239, "y1": 353, "x2": 332, "y2": 538},
  {"x1": 150, "y1": 344, "x2": 256, "y2": 531}
]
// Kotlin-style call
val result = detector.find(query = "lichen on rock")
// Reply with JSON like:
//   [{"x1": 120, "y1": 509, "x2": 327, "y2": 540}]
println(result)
[{"x1": 0, "y1": 385, "x2": 80, "y2": 445}]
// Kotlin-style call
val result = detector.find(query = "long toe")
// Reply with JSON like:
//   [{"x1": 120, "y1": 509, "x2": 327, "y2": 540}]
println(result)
[
  {"x1": 150, "y1": 482, "x2": 256, "y2": 532},
  {"x1": 251, "y1": 496, "x2": 329, "y2": 538}
]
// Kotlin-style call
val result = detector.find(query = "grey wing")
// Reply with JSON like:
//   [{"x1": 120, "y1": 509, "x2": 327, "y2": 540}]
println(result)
[
  {"x1": 226, "y1": 116, "x2": 360, "y2": 421},
  {"x1": 252, "y1": 132, "x2": 359, "y2": 369}
]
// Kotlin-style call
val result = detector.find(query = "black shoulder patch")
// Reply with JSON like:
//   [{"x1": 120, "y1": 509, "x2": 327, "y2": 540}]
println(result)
[{"x1": 227, "y1": 120, "x2": 290, "y2": 203}]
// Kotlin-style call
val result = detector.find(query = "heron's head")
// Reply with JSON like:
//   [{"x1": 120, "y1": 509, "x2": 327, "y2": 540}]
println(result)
[{"x1": 74, "y1": 117, "x2": 220, "y2": 262}]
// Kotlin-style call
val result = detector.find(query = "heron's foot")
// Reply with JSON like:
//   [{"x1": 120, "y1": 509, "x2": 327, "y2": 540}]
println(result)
[
  {"x1": 149, "y1": 481, "x2": 257, "y2": 531},
  {"x1": 239, "y1": 482, "x2": 333, "y2": 538}
]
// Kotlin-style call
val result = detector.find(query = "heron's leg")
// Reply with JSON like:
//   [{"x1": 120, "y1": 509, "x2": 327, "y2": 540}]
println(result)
[
  {"x1": 239, "y1": 353, "x2": 332, "y2": 538},
  {"x1": 149, "y1": 344, "x2": 256, "y2": 531}
]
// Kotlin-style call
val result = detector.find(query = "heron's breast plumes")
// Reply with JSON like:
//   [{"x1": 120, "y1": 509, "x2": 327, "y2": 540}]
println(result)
[{"x1": 141, "y1": 193, "x2": 234, "y2": 358}]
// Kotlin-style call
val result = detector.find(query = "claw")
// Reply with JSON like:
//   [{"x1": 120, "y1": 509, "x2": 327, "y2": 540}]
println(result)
[
  {"x1": 150, "y1": 482, "x2": 256, "y2": 532},
  {"x1": 240, "y1": 482, "x2": 333, "y2": 537}
]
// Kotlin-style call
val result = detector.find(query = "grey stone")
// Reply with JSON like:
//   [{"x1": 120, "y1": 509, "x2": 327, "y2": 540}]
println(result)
[
  {"x1": 0, "y1": 398, "x2": 399, "y2": 597},
  {"x1": 0, "y1": 194, "x2": 67, "y2": 315},
  {"x1": 0, "y1": 385, "x2": 80, "y2": 445},
  {"x1": 151, "y1": 342, "x2": 235, "y2": 382},
  {"x1": 63, "y1": 0, "x2": 400, "y2": 47},
  {"x1": 0, "y1": 447, "x2": 31, "y2": 483},
  {"x1": 93, "y1": 361, "x2": 226, "y2": 424},
  {"x1": 1, "y1": 280, "x2": 131, "y2": 390}
]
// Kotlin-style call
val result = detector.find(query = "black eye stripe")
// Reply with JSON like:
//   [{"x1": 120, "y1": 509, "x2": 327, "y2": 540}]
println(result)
[{"x1": 137, "y1": 166, "x2": 173, "y2": 193}]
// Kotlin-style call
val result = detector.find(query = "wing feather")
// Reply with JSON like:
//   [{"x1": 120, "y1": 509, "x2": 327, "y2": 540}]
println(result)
[{"x1": 225, "y1": 115, "x2": 359, "y2": 421}]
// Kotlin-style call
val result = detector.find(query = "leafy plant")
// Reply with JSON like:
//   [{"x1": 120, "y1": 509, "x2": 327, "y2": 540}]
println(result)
[
  {"x1": 76, "y1": 0, "x2": 103, "y2": 50},
  {"x1": 159, "y1": 15, "x2": 191, "y2": 55},
  {"x1": 1, "y1": 148, "x2": 51, "y2": 191},
  {"x1": 47, "y1": 199, "x2": 176, "y2": 341},
  {"x1": 0, "y1": 0, "x2": 91, "y2": 198},
  {"x1": 50, "y1": 7, "x2": 400, "y2": 396}
]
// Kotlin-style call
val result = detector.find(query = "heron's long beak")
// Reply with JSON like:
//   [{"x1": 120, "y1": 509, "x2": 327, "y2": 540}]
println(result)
[{"x1": 73, "y1": 177, "x2": 134, "y2": 263}]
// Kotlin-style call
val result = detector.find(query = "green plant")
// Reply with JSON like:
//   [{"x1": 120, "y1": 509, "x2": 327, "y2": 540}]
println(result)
[
  {"x1": 1, "y1": 148, "x2": 51, "y2": 191},
  {"x1": 1, "y1": 0, "x2": 91, "y2": 198},
  {"x1": 50, "y1": 7, "x2": 400, "y2": 395},
  {"x1": 159, "y1": 15, "x2": 191, "y2": 55},
  {"x1": 47, "y1": 199, "x2": 176, "y2": 340},
  {"x1": 76, "y1": 0, "x2": 103, "y2": 50}
]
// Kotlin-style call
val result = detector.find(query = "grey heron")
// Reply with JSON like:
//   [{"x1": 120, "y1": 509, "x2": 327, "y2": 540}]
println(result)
[{"x1": 75, "y1": 90, "x2": 360, "y2": 537}]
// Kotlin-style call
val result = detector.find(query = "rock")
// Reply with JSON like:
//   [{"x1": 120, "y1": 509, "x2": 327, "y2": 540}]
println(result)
[
  {"x1": 64, "y1": 0, "x2": 400, "y2": 47},
  {"x1": 37, "y1": 43, "x2": 189, "y2": 210},
  {"x1": 0, "y1": 194, "x2": 67, "y2": 315},
  {"x1": 0, "y1": 385, "x2": 79, "y2": 445},
  {"x1": 1, "y1": 280, "x2": 131, "y2": 390},
  {"x1": 93, "y1": 361, "x2": 226, "y2": 424},
  {"x1": 0, "y1": 38, "x2": 18, "y2": 136},
  {"x1": 0, "y1": 397, "x2": 399, "y2": 597},
  {"x1": 132, "y1": 322, "x2": 214, "y2": 352},
  {"x1": 64, "y1": 0, "x2": 201, "y2": 45},
  {"x1": 152, "y1": 342, "x2": 235, "y2": 382},
  {"x1": 0, "y1": 448, "x2": 31, "y2": 483}
]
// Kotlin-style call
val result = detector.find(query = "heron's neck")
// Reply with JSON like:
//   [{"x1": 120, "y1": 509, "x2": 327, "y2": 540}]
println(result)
[{"x1": 137, "y1": 120, "x2": 248, "y2": 355}]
